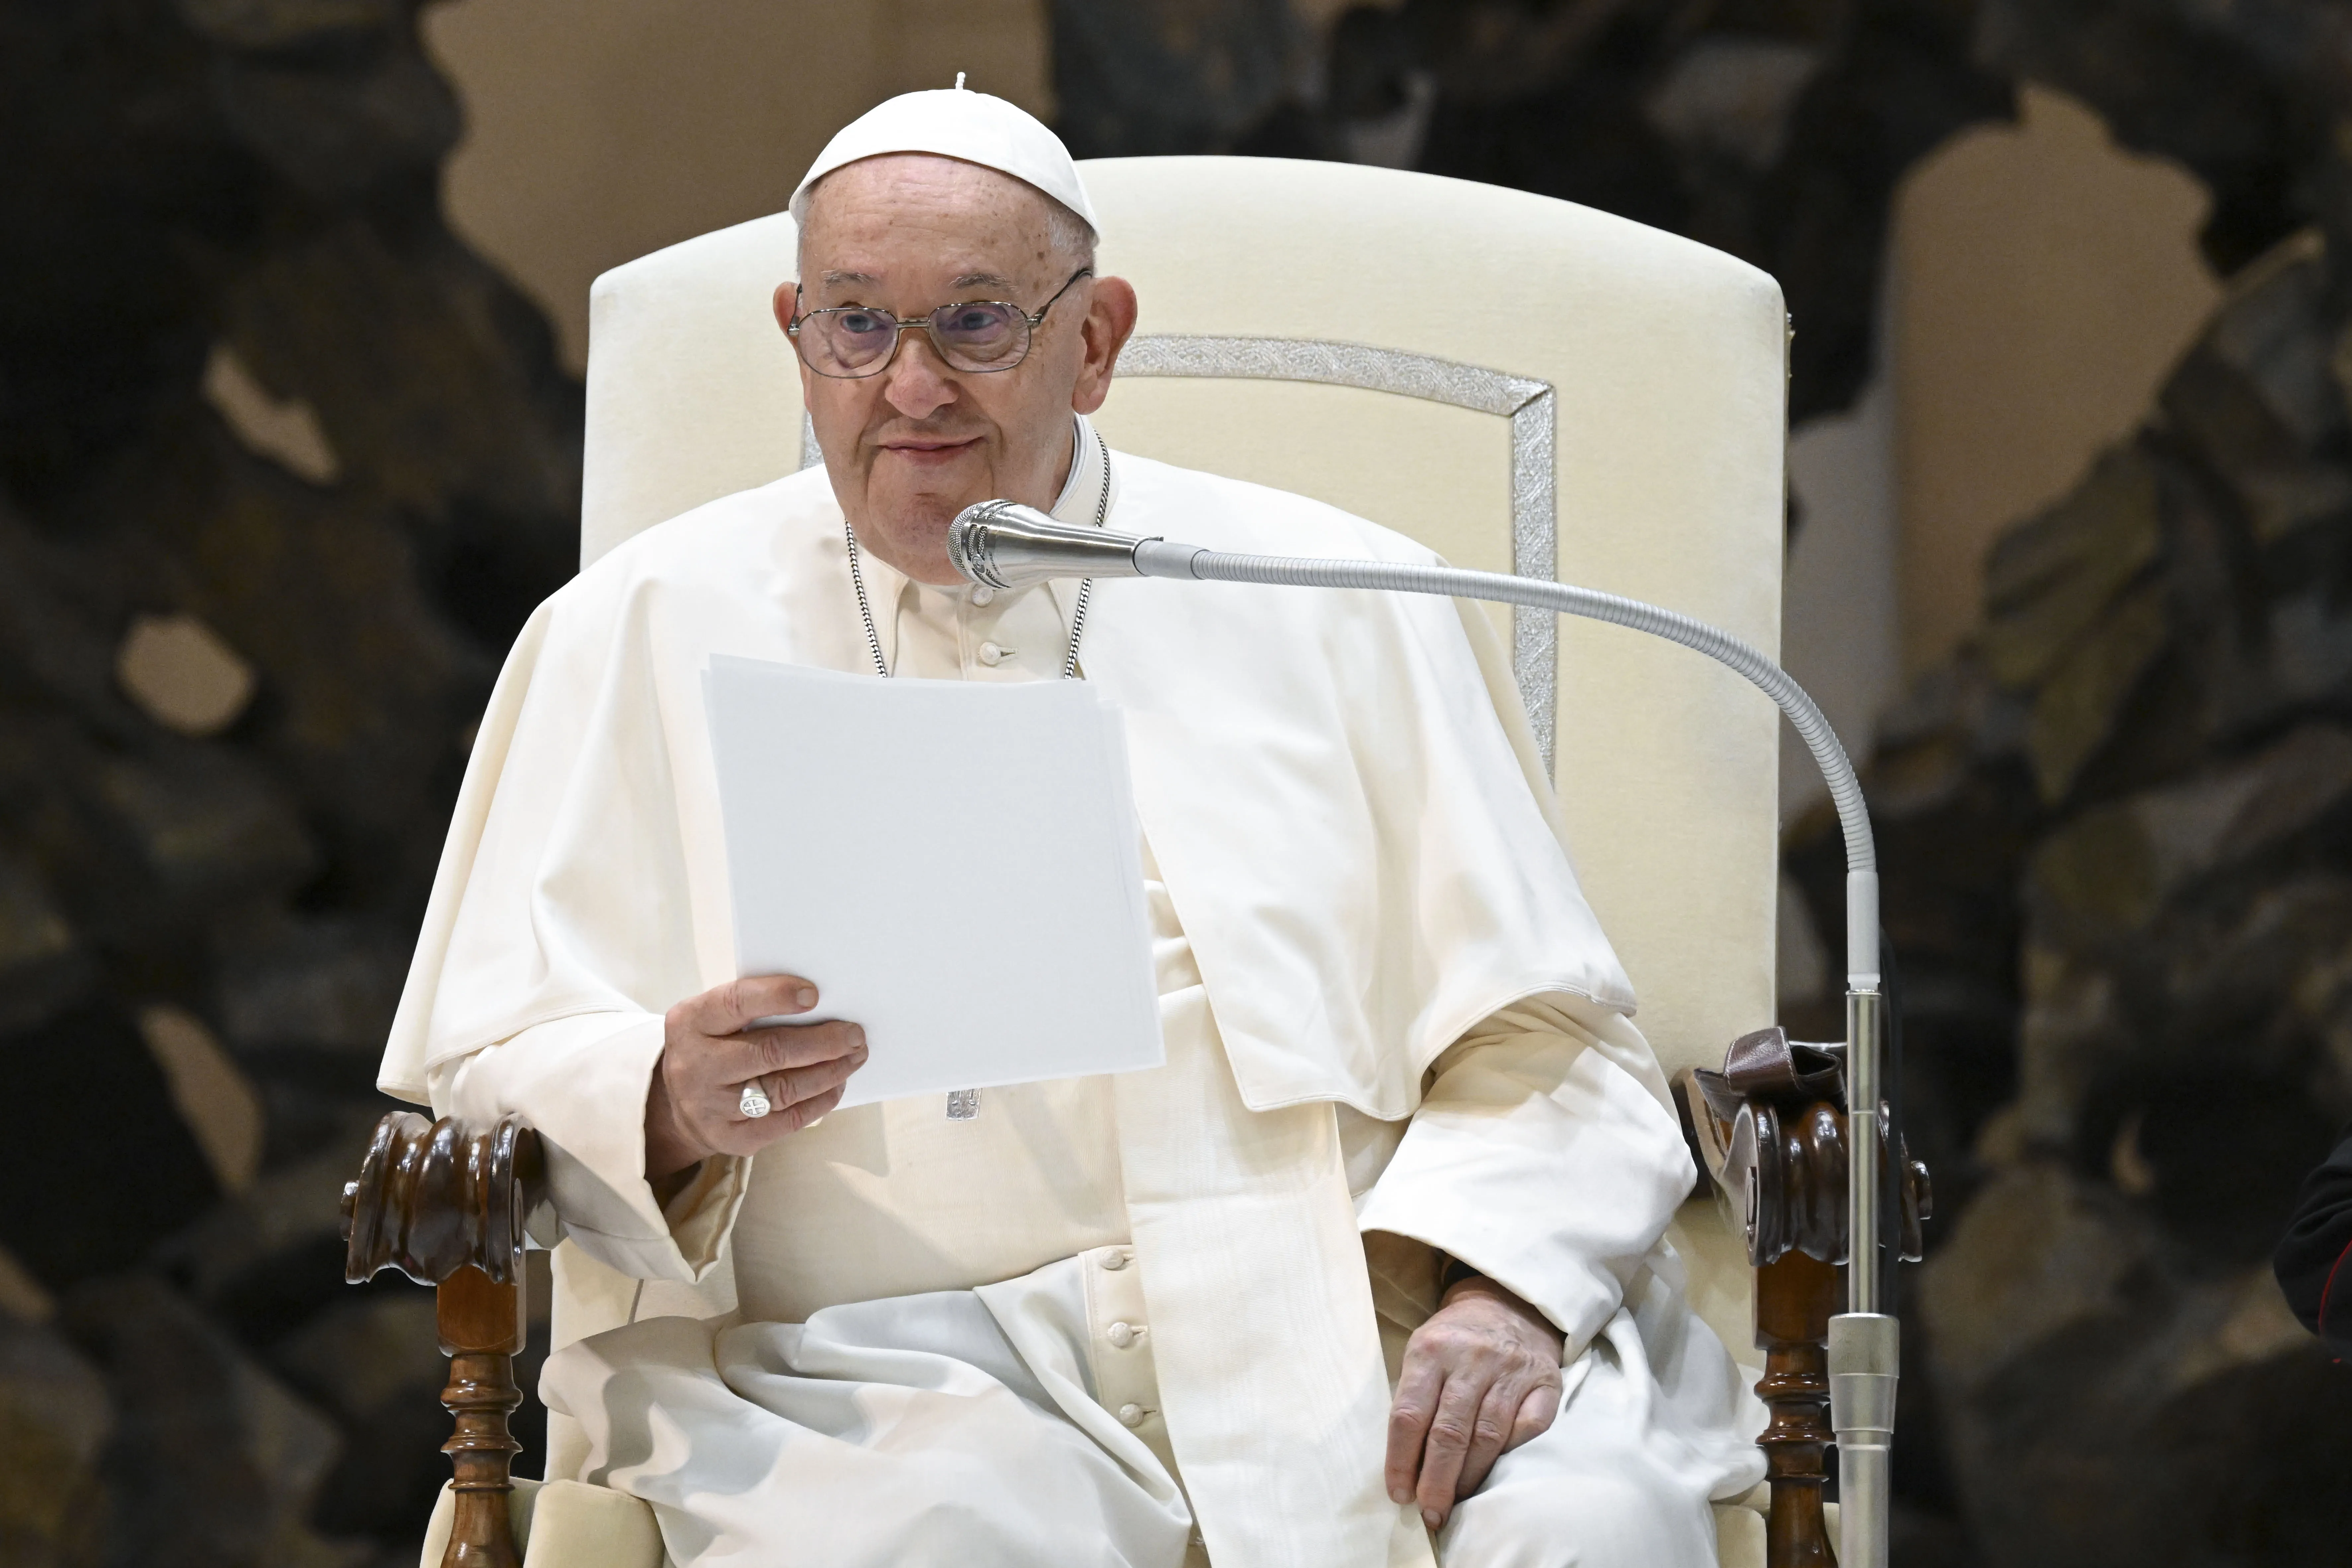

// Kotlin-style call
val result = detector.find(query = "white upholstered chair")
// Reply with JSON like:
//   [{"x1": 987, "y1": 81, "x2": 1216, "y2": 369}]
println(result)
[{"x1": 430, "y1": 155, "x2": 1790, "y2": 1568}]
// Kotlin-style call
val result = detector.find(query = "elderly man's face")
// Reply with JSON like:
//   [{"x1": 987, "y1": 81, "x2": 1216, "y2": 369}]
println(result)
[{"x1": 775, "y1": 155, "x2": 1138, "y2": 584}]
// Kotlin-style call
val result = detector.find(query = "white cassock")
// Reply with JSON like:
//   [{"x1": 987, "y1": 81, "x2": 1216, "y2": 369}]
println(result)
[{"x1": 379, "y1": 416, "x2": 1765, "y2": 1568}]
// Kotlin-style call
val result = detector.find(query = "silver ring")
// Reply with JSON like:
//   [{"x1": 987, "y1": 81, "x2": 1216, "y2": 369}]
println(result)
[{"x1": 738, "y1": 1080, "x2": 772, "y2": 1119}]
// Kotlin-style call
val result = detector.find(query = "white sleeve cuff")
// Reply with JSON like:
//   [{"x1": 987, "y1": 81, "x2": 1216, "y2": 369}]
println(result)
[
  {"x1": 1355, "y1": 995, "x2": 1694, "y2": 1355},
  {"x1": 429, "y1": 1012, "x2": 749, "y2": 1284}
]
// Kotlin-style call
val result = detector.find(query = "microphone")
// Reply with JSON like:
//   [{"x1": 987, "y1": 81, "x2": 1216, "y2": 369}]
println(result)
[
  {"x1": 943, "y1": 489, "x2": 1901, "y2": 1568},
  {"x1": 946, "y1": 501, "x2": 1204, "y2": 590},
  {"x1": 947, "y1": 493, "x2": 1873, "y2": 978}
]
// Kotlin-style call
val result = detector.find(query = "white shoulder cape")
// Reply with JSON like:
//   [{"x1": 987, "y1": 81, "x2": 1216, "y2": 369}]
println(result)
[{"x1": 379, "y1": 453, "x2": 1633, "y2": 1116}]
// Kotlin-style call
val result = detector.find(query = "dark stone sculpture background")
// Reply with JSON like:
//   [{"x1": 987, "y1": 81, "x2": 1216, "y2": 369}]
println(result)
[
  {"x1": 3, "y1": 0, "x2": 2348, "y2": 1563},
  {"x1": 0, "y1": 4, "x2": 578, "y2": 1563}
]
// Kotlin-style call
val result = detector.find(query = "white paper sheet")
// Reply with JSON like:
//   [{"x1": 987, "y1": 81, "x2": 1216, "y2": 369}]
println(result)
[{"x1": 703, "y1": 654, "x2": 1163, "y2": 1108}]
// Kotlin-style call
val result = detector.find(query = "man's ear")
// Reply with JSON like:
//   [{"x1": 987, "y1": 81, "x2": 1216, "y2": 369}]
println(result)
[
  {"x1": 1071, "y1": 275, "x2": 1139, "y2": 416},
  {"x1": 775, "y1": 280, "x2": 823, "y2": 415}
]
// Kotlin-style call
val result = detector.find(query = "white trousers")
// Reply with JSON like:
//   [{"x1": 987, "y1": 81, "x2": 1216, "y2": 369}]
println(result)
[{"x1": 541, "y1": 1253, "x2": 1761, "y2": 1568}]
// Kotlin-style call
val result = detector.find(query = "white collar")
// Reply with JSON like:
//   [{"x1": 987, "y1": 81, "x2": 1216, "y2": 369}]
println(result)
[{"x1": 1047, "y1": 413, "x2": 1108, "y2": 523}]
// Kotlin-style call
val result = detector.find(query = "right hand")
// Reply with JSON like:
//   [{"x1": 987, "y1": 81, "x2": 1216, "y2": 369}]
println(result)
[{"x1": 645, "y1": 975, "x2": 868, "y2": 1179}]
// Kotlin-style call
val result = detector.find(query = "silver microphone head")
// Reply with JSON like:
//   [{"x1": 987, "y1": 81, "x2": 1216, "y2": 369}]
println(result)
[{"x1": 946, "y1": 500, "x2": 1156, "y2": 591}]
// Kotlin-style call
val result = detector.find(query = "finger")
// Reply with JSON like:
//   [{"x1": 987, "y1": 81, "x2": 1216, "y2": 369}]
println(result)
[
  {"x1": 758, "y1": 1042, "x2": 869, "y2": 1112},
  {"x1": 1385, "y1": 1356, "x2": 1446, "y2": 1505},
  {"x1": 697, "y1": 1021, "x2": 865, "y2": 1091},
  {"x1": 687, "y1": 975, "x2": 818, "y2": 1036},
  {"x1": 741, "y1": 1018, "x2": 867, "y2": 1073},
  {"x1": 712, "y1": 1075, "x2": 853, "y2": 1157},
  {"x1": 1415, "y1": 1373, "x2": 1488, "y2": 1529},
  {"x1": 1507, "y1": 1380, "x2": 1561, "y2": 1450},
  {"x1": 778, "y1": 1080, "x2": 847, "y2": 1133},
  {"x1": 715, "y1": 1039, "x2": 865, "y2": 1124},
  {"x1": 1455, "y1": 1375, "x2": 1532, "y2": 1499}
]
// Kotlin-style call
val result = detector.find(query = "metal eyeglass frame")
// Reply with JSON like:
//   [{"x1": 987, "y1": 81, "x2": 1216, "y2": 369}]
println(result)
[{"x1": 787, "y1": 266, "x2": 1095, "y2": 379}]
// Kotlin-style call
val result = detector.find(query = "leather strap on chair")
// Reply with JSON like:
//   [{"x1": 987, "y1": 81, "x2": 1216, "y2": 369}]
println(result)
[{"x1": 1688, "y1": 1025, "x2": 1845, "y2": 1125}]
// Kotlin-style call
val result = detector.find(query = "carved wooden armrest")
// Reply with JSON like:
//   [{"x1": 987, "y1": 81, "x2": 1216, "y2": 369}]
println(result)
[
  {"x1": 342, "y1": 1112, "x2": 548, "y2": 1568},
  {"x1": 1673, "y1": 1029, "x2": 1932, "y2": 1568}
]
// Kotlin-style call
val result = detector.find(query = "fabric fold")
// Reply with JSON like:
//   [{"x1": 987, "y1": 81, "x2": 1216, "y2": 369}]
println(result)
[
  {"x1": 378, "y1": 448, "x2": 1629, "y2": 1119},
  {"x1": 1354, "y1": 995, "x2": 1696, "y2": 1357},
  {"x1": 542, "y1": 1256, "x2": 1194, "y2": 1568},
  {"x1": 1114, "y1": 850, "x2": 1433, "y2": 1568}
]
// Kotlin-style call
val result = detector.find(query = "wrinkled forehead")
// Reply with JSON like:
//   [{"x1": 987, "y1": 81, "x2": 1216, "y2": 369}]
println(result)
[{"x1": 799, "y1": 154, "x2": 1061, "y2": 270}]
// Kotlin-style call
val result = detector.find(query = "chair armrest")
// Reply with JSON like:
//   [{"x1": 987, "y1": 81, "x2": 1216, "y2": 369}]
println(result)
[
  {"x1": 1673, "y1": 1037, "x2": 1857, "y2": 1568},
  {"x1": 343, "y1": 1112, "x2": 548, "y2": 1568}
]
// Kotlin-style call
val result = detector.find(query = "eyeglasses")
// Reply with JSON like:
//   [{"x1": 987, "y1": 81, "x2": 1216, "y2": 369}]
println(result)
[{"x1": 788, "y1": 267, "x2": 1095, "y2": 379}]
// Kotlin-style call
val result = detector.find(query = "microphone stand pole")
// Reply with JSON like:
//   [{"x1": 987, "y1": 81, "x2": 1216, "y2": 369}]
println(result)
[{"x1": 948, "y1": 506, "x2": 1898, "y2": 1568}]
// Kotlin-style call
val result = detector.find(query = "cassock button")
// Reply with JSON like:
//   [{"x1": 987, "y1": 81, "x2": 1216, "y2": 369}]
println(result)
[
  {"x1": 1107, "y1": 1320, "x2": 1141, "y2": 1349},
  {"x1": 1118, "y1": 1403, "x2": 1146, "y2": 1428},
  {"x1": 1100, "y1": 1249, "x2": 1130, "y2": 1271},
  {"x1": 977, "y1": 641, "x2": 1010, "y2": 666}
]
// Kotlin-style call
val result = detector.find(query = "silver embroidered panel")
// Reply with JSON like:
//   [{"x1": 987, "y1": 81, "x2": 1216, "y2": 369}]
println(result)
[
  {"x1": 796, "y1": 336, "x2": 1562, "y2": 767},
  {"x1": 1117, "y1": 335, "x2": 1558, "y2": 769}
]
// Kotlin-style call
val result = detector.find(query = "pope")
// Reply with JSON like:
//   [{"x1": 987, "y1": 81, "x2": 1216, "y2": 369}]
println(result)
[{"x1": 380, "y1": 86, "x2": 1764, "y2": 1568}]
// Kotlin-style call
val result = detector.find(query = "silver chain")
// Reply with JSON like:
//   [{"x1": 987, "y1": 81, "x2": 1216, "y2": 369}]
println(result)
[
  {"x1": 845, "y1": 427, "x2": 1110, "y2": 681},
  {"x1": 845, "y1": 527, "x2": 891, "y2": 677}
]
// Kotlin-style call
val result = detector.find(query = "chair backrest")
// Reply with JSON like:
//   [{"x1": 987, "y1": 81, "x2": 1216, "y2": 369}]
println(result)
[{"x1": 583, "y1": 153, "x2": 1787, "y2": 1083}]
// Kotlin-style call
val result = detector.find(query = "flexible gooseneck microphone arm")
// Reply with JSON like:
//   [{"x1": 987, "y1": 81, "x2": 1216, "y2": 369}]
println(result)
[{"x1": 948, "y1": 499, "x2": 1901, "y2": 1568}]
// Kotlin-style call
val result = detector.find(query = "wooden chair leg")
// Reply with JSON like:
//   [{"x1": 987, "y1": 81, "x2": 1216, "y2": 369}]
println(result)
[
  {"x1": 439, "y1": 1263, "x2": 525, "y2": 1568},
  {"x1": 1755, "y1": 1247, "x2": 1838, "y2": 1568}
]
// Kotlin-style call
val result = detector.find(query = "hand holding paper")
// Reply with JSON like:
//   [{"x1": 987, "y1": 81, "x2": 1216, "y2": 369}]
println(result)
[
  {"x1": 644, "y1": 973, "x2": 870, "y2": 1177},
  {"x1": 700, "y1": 655, "x2": 1164, "y2": 1113}
]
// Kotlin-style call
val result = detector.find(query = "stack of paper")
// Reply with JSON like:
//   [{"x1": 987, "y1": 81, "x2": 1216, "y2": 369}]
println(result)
[{"x1": 703, "y1": 655, "x2": 1163, "y2": 1108}]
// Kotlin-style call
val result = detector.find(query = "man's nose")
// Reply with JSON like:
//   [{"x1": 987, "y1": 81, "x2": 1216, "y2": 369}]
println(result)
[{"x1": 880, "y1": 331, "x2": 958, "y2": 421}]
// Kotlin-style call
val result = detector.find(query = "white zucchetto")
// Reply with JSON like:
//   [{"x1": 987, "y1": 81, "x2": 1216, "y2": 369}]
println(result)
[{"x1": 791, "y1": 85, "x2": 1100, "y2": 231}]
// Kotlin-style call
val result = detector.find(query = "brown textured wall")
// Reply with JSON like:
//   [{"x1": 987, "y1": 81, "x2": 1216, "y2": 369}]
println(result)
[
  {"x1": 423, "y1": 0, "x2": 1052, "y2": 372},
  {"x1": 1893, "y1": 84, "x2": 2221, "y2": 675}
]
